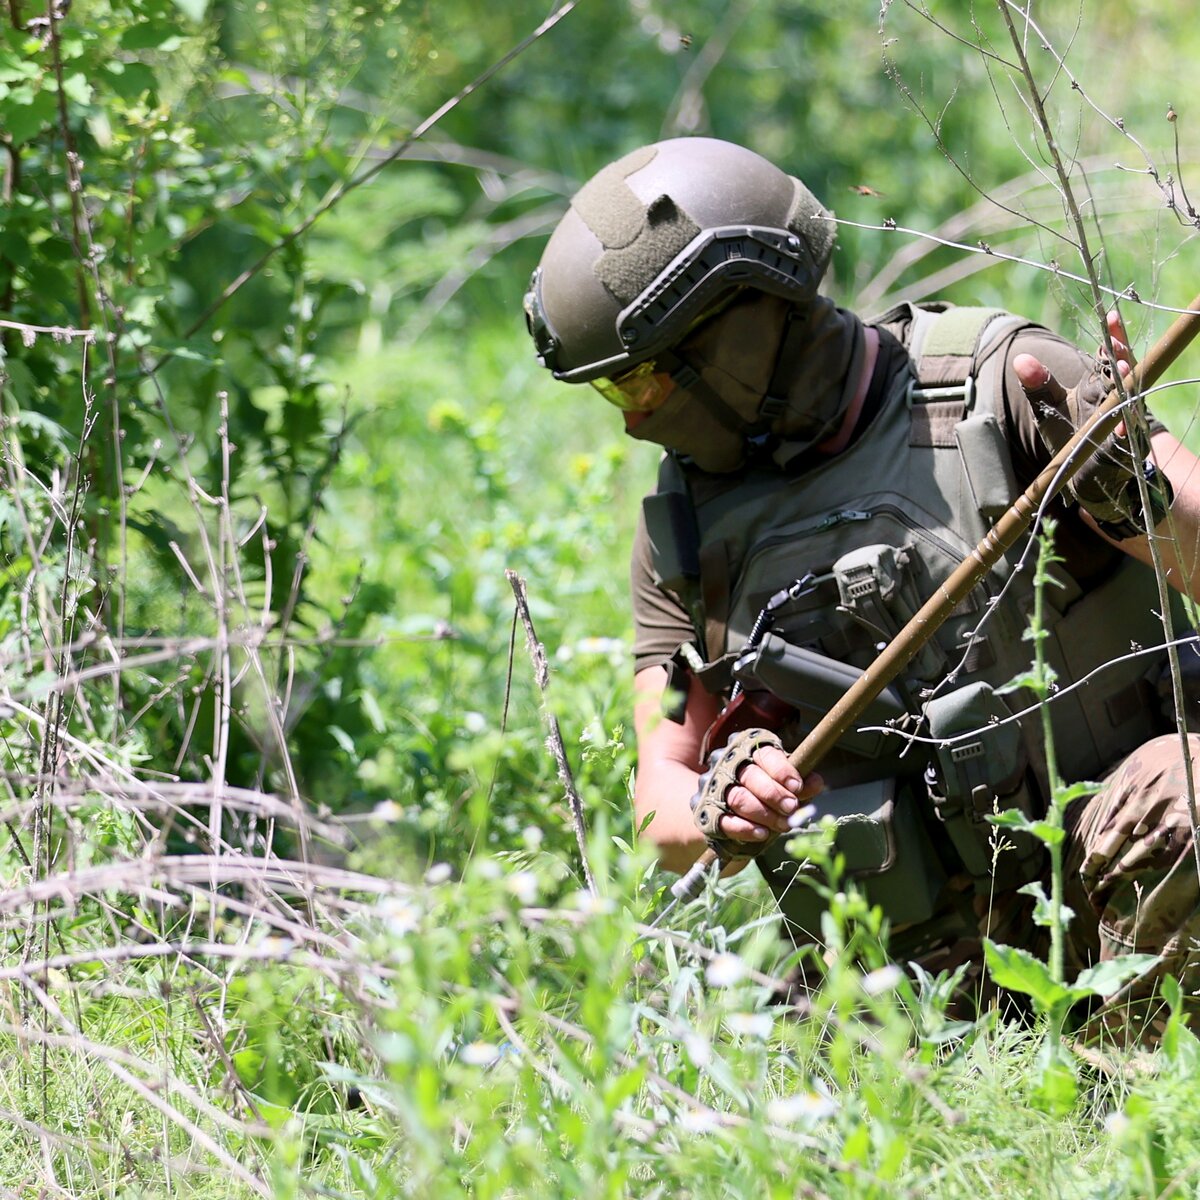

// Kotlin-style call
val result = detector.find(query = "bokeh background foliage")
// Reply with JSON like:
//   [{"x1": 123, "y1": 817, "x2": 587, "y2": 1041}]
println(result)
[{"x1": 2, "y1": 0, "x2": 1200, "y2": 1194}]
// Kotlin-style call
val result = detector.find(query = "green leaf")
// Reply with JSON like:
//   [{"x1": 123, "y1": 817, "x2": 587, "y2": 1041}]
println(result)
[
  {"x1": 120, "y1": 22, "x2": 184, "y2": 52},
  {"x1": 1027, "y1": 820, "x2": 1065, "y2": 847},
  {"x1": 1017, "y1": 882, "x2": 1074, "y2": 930},
  {"x1": 60, "y1": 72, "x2": 92, "y2": 105},
  {"x1": 172, "y1": 0, "x2": 209, "y2": 20},
  {"x1": 996, "y1": 669, "x2": 1044, "y2": 695},
  {"x1": 983, "y1": 940, "x2": 1075, "y2": 1011},
  {"x1": 1054, "y1": 779, "x2": 1100, "y2": 805},
  {"x1": 988, "y1": 810, "x2": 1065, "y2": 847},
  {"x1": 601, "y1": 1063, "x2": 646, "y2": 1114},
  {"x1": 1073, "y1": 954, "x2": 1159, "y2": 998},
  {"x1": 328, "y1": 725, "x2": 357, "y2": 756},
  {"x1": 14, "y1": 408, "x2": 71, "y2": 449},
  {"x1": 3, "y1": 86, "x2": 56, "y2": 145},
  {"x1": 359, "y1": 689, "x2": 386, "y2": 734},
  {"x1": 1, "y1": 357, "x2": 39, "y2": 402},
  {"x1": 101, "y1": 61, "x2": 158, "y2": 100},
  {"x1": 0, "y1": 50, "x2": 39, "y2": 83},
  {"x1": 231, "y1": 1047, "x2": 264, "y2": 1087},
  {"x1": 988, "y1": 808, "x2": 1037, "y2": 832},
  {"x1": 1161, "y1": 973, "x2": 1182, "y2": 1010}
]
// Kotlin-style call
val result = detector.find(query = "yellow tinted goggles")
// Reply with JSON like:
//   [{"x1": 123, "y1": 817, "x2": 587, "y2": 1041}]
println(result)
[{"x1": 590, "y1": 360, "x2": 675, "y2": 412}]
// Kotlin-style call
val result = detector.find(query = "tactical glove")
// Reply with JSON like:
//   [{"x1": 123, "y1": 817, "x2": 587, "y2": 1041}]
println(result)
[
  {"x1": 1026, "y1": 361, "x2": 1172, "y2": 539},
  {"x1": 691, "y1": 727, "x2": 786, "y2": 860}
]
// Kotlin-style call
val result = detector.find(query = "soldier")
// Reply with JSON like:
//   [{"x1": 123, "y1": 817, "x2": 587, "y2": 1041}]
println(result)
[{"x1": 523, "y1": 136, "x2": 1200, "y2": 1031}]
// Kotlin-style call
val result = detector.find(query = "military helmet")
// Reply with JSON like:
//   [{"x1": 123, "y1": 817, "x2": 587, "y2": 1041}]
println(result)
[{"x1": 524, "y1": 137, "x2": 836, "y2": 383}]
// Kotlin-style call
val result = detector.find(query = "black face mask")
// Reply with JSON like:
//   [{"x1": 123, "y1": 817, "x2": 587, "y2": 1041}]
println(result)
[{"x1": 624, "y1": 293, "x2": 866, "y2": 473}]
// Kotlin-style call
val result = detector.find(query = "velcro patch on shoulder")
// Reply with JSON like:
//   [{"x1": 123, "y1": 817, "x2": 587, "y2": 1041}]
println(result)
[{"x1": 921, "y1": 307, "x2": 1003, "y2": 359}]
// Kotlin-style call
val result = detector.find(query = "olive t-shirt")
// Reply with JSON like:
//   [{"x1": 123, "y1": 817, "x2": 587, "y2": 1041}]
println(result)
[{"x1": 630, "y1": 316, "x2": 1156, "y2": 673}]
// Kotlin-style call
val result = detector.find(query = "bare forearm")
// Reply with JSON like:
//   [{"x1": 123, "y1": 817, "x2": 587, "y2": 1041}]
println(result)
[
  {"x1": 634, "y1": 758, "x2": 708, "y2": 874},
  {"x1": 632, "y1": 666, "x2": 716, "y2": 874}
]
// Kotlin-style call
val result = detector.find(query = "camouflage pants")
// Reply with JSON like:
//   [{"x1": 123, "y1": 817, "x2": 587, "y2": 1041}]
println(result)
[
  {"x1": 1060, "y1": 733, "x2": 1200, "y2": 1035},
  {"x1": 913, "y1": 734, "x2": 1200, "y2": 1035}
]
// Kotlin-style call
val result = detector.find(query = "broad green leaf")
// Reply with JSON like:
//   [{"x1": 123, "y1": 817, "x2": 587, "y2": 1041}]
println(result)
[
  {"x1": 101, "y1": 61, "x2": 157, "y2": 100},
  {"x1": 120, "y1": 22, "x2": 184, "y2": 51},
  {"x1": 983, "y1": 940, "x2": 1075, "y2": 1010},
  {"x1": 3, "y1": 86, "x2": 56, "y2": 145},
  {"x1": 61, "y1": 73, "x2": 92, "y2": 105},
  {"x1": 1054, "y1": 779, "x2": 1101, "y2": 805},
  {"x1": 987, "y1": 810, "x2": 1066, "y2": 848},
  {"x1": 0, "y1": 50, "x2": 38, "y2": 83},
  {"x1": 988, "y1": 808, "x2": 1036, "y2": 831},
  {"x1": 1027, "y1": 820, "x2": 1065, "y2": 847},
  {"x1": 1, "y1": 357, "x2": 38, "y2": 401},
  {"x1": 1073, "y1": 954, "x2": 1159, "y2": 998}
]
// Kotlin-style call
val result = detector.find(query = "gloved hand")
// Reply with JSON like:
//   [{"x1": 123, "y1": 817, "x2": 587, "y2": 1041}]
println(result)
[
  {"x1": 690, "y1": 727, "x2": 817, "y2": 860},
  {"x1": 1020, "y1": 356, "x2": 1172, "y2": 539}
]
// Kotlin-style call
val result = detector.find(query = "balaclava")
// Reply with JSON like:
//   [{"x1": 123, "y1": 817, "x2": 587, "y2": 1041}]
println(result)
[{"x1": 626, "y1": 291, "x2": 866, "y2": 473}]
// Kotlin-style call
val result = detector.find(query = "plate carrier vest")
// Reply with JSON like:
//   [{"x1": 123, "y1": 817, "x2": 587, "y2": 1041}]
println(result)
[{"x1": 643, "y1": 304, "x2": 1182, "y2": 943}]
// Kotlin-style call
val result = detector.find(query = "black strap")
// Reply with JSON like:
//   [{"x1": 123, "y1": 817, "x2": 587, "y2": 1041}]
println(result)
[
  {"x1": 758, "y1": 308, "x2": 808, "y2": 430},
  {"x1": 664, "y1": 354, "x2": 747, "y2": 436}
]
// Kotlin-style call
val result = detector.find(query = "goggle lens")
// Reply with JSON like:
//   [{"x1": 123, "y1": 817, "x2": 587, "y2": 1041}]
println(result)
[{"x1": 591, "y1": 361, "x2": 673, "y2": 412}]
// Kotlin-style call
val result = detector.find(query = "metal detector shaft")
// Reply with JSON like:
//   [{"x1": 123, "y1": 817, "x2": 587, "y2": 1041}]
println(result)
[{"x1": 670, "y1": 292, "x2": 1200, "y2": 905}]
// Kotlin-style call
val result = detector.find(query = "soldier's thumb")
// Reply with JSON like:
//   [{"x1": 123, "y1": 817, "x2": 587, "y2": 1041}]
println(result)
[{"x1": 1013, "y1": 354, "x2": 1069, "y2": 417}]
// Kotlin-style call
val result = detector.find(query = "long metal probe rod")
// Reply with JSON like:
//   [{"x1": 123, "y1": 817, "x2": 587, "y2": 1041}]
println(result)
[{"x1": 669, "y1": 292, "x2": 1200, "y2": 905}]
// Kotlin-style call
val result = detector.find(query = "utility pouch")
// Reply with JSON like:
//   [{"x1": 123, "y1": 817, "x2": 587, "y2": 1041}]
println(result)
[
  {"x1": 923, "y1": 682, "x2": 1044, "y2": 888},
  {"x1": 954, "y1": 413, "x2": 1020, "y2": 522},
  {"x1": 834, "y1": 544, "x2": 946, "y2": 679},
  {"x1": 758, "y1": 777, "x2": 948, "y2": 943}
]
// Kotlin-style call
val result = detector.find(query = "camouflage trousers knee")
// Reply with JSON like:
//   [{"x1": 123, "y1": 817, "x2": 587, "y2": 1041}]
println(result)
[
  {"x1": 890, "y1": 734, "x2": 1200, "y2": 1038},
  {"x1": 1060, "y1": 732, "x2": 1200, "y2": 1039}
]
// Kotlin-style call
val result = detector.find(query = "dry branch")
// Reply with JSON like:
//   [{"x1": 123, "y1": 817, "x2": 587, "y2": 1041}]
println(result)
[{"x1": 505, "y1": 569, "x2": 597, "y2": 894}]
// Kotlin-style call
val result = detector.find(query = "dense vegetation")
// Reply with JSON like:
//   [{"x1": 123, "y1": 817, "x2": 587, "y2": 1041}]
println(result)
[{"x1": 2, "y1": 0, "x2": 1200, "y2": 1194}]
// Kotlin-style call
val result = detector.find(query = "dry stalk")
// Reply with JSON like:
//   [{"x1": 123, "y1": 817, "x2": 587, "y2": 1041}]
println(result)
[{"x1": 505, "y1": 569, "x2": 597, "y2": 894}]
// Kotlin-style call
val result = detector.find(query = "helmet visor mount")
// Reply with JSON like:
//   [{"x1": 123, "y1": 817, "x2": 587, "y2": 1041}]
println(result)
[
  {"x1": 523, "y1": 267, "x2": 560, "y2": 370},
  {"x1": 529, "y1": 224, "x2": 823, "y2": 384}
]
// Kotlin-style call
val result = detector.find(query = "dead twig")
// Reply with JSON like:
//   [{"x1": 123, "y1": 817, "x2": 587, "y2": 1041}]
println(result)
[{"x1": 505, "y1": 570, "x2": 597, "y2": 895}]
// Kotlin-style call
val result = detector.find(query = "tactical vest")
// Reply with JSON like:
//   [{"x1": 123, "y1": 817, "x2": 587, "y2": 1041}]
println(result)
[{"x1": 644, "y1": 304, "x2": 1181, "y2": 943}]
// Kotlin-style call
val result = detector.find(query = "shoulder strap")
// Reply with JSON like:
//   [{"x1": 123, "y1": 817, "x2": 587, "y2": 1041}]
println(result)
[
  {"x1": 641, "y1": 453, "x2": 730, "y2": 669},
  {"x1": 906, "y1": 305, "x2": 1018, "y2": 448}
]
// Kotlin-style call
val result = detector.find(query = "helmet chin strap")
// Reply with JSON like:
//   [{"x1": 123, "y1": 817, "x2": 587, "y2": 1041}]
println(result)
[{"x1": 661, "y1": 353, "x2": 749, "y2": 437}]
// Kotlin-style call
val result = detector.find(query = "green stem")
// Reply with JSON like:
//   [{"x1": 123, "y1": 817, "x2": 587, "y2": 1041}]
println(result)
[{"x1": 1031, "y1": 527, "x2": 1065, "y2": 986}]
